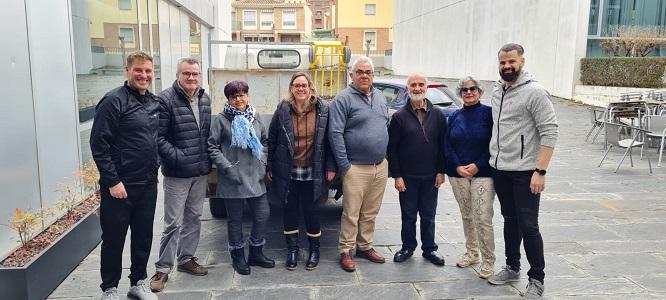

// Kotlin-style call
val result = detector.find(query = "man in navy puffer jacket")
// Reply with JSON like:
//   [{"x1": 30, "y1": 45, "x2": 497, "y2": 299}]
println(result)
[{"x1": 150, "y1": 58, "x2": 212, "y2": 292}]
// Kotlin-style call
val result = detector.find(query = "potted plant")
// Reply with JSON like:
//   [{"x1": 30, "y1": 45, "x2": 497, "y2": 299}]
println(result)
[{"x1": 0, "y1": 161, "x2": 102, "y2": 300}]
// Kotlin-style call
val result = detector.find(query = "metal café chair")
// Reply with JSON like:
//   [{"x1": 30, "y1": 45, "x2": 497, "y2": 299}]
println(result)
[
  {"x1": 586, "y1": 106, "x2": 606, "y2": 143},
  {"x1": 641, "y1": 115, "x2": 666, "y2": 167},
  {"x1": 598, "y1": 121, "x2": 652, "y2": 174}
]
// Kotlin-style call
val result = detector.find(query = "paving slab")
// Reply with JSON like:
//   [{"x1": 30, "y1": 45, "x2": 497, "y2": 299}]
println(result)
[{"x1": 49, "y1": 98, "x2": 666, "y2": 299}]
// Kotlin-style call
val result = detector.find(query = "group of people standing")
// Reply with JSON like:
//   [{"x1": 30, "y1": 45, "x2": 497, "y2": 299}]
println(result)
[{"x1": 90, "y1": 42, "x2": 557, "y2": 300}]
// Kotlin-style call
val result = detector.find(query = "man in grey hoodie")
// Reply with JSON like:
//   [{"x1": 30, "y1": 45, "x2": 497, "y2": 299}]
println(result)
[{"x1": 487, "y1": 43, "x2": 558, "y2": 300}]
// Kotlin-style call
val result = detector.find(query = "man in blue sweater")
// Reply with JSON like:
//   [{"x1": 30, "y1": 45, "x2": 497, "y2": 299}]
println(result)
[
  {"x1": 388, "y1": 73, "x2": 447, "y2": 266},
  {"x1": 329, "y1": 56, "x2": 389, "y2": 272},
  {"x1": 487, "y1": 43, "x2": 559, "y2": 300}
]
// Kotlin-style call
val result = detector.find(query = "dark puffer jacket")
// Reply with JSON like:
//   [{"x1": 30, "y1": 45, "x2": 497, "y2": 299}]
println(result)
[
  {"x1": 90, "y1": 82, "x2": 160, "y2": 187},
  {"x1": 267, "y1": 99, "x2": 336, "y2": 203},
  {"x1": 157, "y1": 81, "x2": 212, "y2": 178}
]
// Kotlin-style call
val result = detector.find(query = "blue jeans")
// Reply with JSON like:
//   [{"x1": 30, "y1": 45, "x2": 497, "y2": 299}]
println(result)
[
  {"x1": 224, "y1": 194, "x2": 270, "y2": 250},
  {"x1": 492, "y1": 169, "x2": 545, "y2": 282},
  {"x1": 398, "y1": 176, "x2": 439, "y2": 252}
]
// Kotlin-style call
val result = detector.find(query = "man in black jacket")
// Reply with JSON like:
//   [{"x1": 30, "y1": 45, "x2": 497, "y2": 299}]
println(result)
[
  {"x1": 149, "y1": 58, "x2": 212, "y2": 292},
  {"x1": 90, "y1": 51, "x2": 159, "y2": 300},
  {"x1": 387, "y1": 73, "x2": 447, "y2": 266}
]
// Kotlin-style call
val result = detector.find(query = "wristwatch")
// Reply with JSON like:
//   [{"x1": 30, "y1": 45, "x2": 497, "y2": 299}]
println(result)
[{"x1": 534, "y1": 168, "x2": 547, "y2": 176}]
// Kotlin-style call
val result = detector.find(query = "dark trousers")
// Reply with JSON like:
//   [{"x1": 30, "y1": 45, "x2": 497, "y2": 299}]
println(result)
[
  {"x1": 283, "y1": 180, "x2": 321, "y2": 234},
  {"x1": 224, "y1": 195, "x2": 270, "y2": 250},
  {"x1": 398, "y1": 176, "x2": 439, "y2": 252},
  {"x1": 99, "y1": 183, "x2": 157, "y2": 291},
  {"x1": 492, "y1": 169, "x2": 545, "y2": 283}
]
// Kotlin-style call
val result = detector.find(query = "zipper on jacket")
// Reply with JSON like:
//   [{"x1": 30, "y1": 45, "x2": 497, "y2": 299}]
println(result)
[
  {"x1": 520, "y1": 134, "x2": 524, "y2": 159},
  {"x1": 494, "y1": 88, "x2": 508, "y2": 168}
]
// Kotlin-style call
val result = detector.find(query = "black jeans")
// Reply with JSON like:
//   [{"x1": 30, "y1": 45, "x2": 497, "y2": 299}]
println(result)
[
  {"x1": 283, "y1": 180, "x2": 321, "y2": 235},
  {"x1": 99, "y1": 183, "x2": 157, "y2": 291},
  {"x1": 224, "y1": 194, "x2": 270, "y2": 250},
  {"x1": 492, "y1": 169, "x2": 545, "y2": 283},
  {"x1": 398, "y1": 176, "x2": 439, "y2": 252}
]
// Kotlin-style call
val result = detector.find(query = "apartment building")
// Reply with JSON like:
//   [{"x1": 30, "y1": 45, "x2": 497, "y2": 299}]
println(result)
[{"x1": 232, "y1": 0, "x2": 313, "y2": 42}]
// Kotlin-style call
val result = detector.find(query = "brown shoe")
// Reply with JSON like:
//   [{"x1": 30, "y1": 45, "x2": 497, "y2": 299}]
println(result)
[
  {"x1": 149, "y1": 271, "x2": 168, "y2": 292},
  {"x1": 177, "y1": 258, "x2": 208, "y2": 276},
  {"x1": 356, "y1": 248, "x2": 386, "y2": 263},
  {"x1": 340, "y1": 250, "x2": 356, "y2": 272}
]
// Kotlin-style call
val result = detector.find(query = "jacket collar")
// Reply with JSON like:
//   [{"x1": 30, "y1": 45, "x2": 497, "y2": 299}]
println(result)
[
  {"x1": 123, "y1": 81, "x2": 154, "y2": 101},
  {"x1": 497, "y1": 70, "x2": 535, "y2": 90},
  {"x1": 348, "y1": 83, "x2": 376, "y2": 98},
  {"x1": 172, "y1": 80, "x2": 205, "y2": 100}
]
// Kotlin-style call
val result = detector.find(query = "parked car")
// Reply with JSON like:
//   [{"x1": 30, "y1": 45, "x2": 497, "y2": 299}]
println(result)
[{"x1": 373, "y1": 78, "x2": 462, "y2": 116}]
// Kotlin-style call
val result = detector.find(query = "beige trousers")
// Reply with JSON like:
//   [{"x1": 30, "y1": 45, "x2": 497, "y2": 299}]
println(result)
[
  {"x1": 338, "y1": 160, "x2": 388, "y2": 253},
  {"x1": 449, "y1": 176, "x2": 496, "y2": 265}
]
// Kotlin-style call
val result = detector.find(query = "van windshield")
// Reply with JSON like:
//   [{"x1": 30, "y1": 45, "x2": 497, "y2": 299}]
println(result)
[{"x1": 257, "y1": 50, "x2": 301, "y2": 69}]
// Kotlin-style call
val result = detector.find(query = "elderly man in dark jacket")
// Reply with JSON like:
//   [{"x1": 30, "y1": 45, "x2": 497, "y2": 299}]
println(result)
[
  {"x1": 388, "y1": 73, "x2": 447, "y2": 266},
  {"x1": 90, "y1": 51, "x2": 159, "y2": 300},
  {"x1": 149, "y1": 58, "x2": 212, "y2": 292}
]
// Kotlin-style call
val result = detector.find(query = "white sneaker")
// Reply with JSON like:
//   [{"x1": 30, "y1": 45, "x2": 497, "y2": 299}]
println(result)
[
  {"x1": 101, "y1": 287, "x2": 119, "y2": 300},
  {"x1": 127, "y1": 280, "x2": 158, "y2": 300}
]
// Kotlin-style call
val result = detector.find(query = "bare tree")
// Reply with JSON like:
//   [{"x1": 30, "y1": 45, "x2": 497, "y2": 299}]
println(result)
[{"x1": 600, "y1": 25, "x2": 666, "y2": 57}]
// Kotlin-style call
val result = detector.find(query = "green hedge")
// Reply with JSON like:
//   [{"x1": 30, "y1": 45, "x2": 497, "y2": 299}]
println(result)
[{"x1": 580, "y1": 57, "x2": 666, "y2": 88}]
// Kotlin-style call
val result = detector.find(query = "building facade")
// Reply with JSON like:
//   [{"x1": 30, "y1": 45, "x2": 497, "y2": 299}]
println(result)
[
  {"x1": 0, "y1": 0, "x2": 230, "y2": 257},
  {"x1": 393, "y1": 0, "x2": 666, "y2": 100},
  {"x1": 231, "y1": 0, "x2": 313, "y2": 42},
  {"x1": 335, "y1": 0, "x2": 393, "y2": 54},
  {"x1": 309, "y1": 0, "x2": 335, "y2": 30}
]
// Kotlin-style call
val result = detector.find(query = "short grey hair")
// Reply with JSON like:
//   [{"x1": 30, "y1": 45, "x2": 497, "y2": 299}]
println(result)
[
  {"x1": 176, "y1": 57, "x2": 200, "y2": 74},
  {"x1": 498, "y1": 43, "x2": 524, "y2": 55},
  {"x1": 456, "y1": 76, "x2": 484, "y2": 97},
  {"x1": 350, "y1": 56, "x2": 375, "y2": 73}
]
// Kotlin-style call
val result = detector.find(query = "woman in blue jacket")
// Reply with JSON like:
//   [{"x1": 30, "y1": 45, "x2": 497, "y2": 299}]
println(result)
[
  {"x1": 444, "y1": 76, "x2": 496, "y2": 280},
  {"x1": 267, "y1": 72, "x2": 336, "y2": 271}
]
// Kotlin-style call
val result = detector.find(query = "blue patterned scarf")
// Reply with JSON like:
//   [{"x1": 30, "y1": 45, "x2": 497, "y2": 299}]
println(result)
[{"x1": 224, "y1": 103, "x2": 263, "y2": 158}]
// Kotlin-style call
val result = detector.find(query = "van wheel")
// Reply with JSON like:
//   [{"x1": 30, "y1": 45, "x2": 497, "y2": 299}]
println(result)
[{"x1": 209, "y1": 198, "x2": 227, "y2": 218}]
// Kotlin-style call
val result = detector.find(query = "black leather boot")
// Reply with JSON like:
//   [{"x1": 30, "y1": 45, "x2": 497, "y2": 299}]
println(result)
[
  {"x1": 285, "y1": 233, "x2": 299, "y2": 271},
  {"x1": 248, "y1": 245, "x2": 275, "y2": 268},
  {"x1": 305, "y1": 235, "x2": 320, "y2": 271},
  {"x1": 230, "y1": 248, "x2": 250, "y2": 275}
]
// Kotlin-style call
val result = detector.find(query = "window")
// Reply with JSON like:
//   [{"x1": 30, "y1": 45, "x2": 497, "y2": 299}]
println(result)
[
  {"x1": 315, "y1": 19, "x2": 322, "y2": 25},
  {"x1": 260, "y1": 11, "x2": 274, "y2": 29},
  {"x1": 119, "y1": 27, "x2": 135, "y2": 45},
  {"x1": 190, "y1": 18, "x2": 202, "y2": 63},
  {"x1": 316, "y1": 10, "x2": 322, "y2": 16},
  {"x1": 118, "y1": 0, "x2": 131, "y2": 10},
  {"x1": 257, "y1": 50, "x2": 301, "y2": 69},
  {"x1": 282, "y1": 10, "x2": 296, "y2": 29},
  {"x1": 364, "y1": 31, "x2": 376, "y2": 50},
  {"x1": 365, "y1": 4, "x2": 376, "y2": 16},
  {"x1": 243, "y1": 10, "x2": 257, "y2": 29}
]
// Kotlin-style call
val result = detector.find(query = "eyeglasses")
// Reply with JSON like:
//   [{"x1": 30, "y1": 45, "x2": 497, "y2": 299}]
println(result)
[
  {"x1": 229, "y1": 93, "x2": 247, "y2": 100},
  {"x1": 354, "y1": 70, "x2": 373, "y2": 76},
  {"x1": 291, "y1": 83, "x2": 309, "y2": 89},
  {"x1": 180, "y1": 72, "x2": 200, "y2": 78},
  {"x1": 461, "y1": 86, "x2": 479, "y2": 93}
]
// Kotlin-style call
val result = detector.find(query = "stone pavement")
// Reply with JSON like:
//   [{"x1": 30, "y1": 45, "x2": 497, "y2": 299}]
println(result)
[{"x1": 49, "y1": 98, "x2": 666, "y2": 299}]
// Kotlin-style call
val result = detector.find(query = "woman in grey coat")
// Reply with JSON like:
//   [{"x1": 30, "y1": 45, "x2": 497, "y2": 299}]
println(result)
[{"x1": 207, "y1": 80, "x2": 275, "y2": 275}]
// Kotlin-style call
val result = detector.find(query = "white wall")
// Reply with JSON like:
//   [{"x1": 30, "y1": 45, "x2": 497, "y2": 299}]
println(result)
[{"x1": 392, "y1": 0, "x2": 591, "y2": 99}]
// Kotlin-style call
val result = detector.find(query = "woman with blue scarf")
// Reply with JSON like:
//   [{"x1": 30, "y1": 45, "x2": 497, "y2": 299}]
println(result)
[{"x1": 208, "y1": 80, "x2": 274, "y2": 275}]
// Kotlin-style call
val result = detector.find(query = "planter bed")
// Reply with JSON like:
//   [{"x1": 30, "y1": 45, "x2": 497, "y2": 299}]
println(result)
[{"x1": 0, "y1": 206, "x2": 101, "y2": 300}]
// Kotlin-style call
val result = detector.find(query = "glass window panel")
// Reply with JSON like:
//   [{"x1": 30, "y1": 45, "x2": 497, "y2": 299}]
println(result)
[
  {"x1": 118, "y1": 0, "x2": 131, "y2": 11},
  {"x1": 190, "y1": 18, "x2": 202, "y2": 63},
  {"x1": 260, "y1": 11, "x2": 274, "y2": 29},
  {"x1": 588, "y1": 0, "x2": 600, "y2": 35},
  {"x1": 365, "y1": 4, "x2": 376, "y2": 16},
  {"x1": 364, "y1": 31, "x2": 376, "y2": 49},
  {"x1": 257, "y1": 49, "x2": 300, "y2": 69},
  {"x1": 244, "y1": 10, "x2": 256, "y2": 28},
  {"x1": 283, "y1": 10, "x2": 296, "y2": 28}
]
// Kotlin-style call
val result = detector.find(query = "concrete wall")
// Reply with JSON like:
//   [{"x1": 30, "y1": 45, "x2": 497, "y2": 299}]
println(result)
[
  {"x1": 573, "y1": 85, "x2": 654, "y2": 107},
  {"x1": 392, "y1": 0, "x2": 591, "y2": 99}
]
